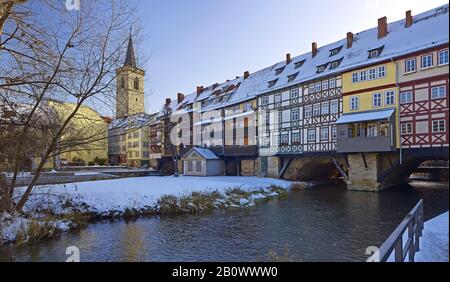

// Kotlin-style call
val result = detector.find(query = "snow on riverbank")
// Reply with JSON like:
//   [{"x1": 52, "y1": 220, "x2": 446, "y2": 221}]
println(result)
[{"x1": 415, "y1": 211, "x2": 449, "y2": 262}]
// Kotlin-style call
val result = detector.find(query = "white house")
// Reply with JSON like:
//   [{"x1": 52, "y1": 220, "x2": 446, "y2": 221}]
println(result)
[{"x1": 181, "y1": 147, "x2": 224, "y2": 176}]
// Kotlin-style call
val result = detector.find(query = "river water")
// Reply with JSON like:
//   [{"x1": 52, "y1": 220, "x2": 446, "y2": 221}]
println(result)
[{"x1": 0, "y1": 181, "x2": 448, "y2": 262}]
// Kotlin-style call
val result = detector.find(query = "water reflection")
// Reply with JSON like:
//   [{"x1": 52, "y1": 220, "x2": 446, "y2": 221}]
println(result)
[{"x1": 0, "y1": 182, "x2": 447, "y2": 262}]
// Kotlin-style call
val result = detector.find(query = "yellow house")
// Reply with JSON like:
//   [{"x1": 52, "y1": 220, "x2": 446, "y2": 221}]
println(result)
[
  {"x1": 48, "y1": 101, "x2": 109, "y2": 166},
  {"x1": 337, "y1": 62, "x2": 400, "y2": 153}
]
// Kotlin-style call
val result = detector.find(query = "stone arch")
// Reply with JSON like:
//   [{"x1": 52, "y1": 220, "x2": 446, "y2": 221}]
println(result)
[{"x1": 283, "y1": 156, "x2": 343, "y2": 181}]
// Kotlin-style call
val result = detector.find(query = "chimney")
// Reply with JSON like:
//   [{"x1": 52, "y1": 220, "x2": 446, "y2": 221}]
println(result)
[
  {"x1": 177, "y1": 92, "x2": 185, "y2": 103},
  {"x1": 405, "y1": 10, "x2": 413, "y2": 28},
  {"x1": 165, "y1": 98, "x2": 171, "y2": 105},
  {"x1": 196, "y1": 86, "x2": 204, "y2": 95},
  {"x1": 378, "y1": 16, "x2": 388, "y2": 39},
  {"x1": 312, "y1": 42, "x2": 318, "y2": 58},
  {"x1": 346, "y1": 32, "x2": 354, "y2": 49},
  {"x1": 244, "y1": 71, "x2": 250, "y2": 79},
  {"x1": 286, "y1": 53, "x2": 291, "y2": 64}
]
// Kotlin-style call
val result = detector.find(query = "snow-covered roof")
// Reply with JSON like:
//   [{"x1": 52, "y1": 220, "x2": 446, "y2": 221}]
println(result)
[
  {"x1": 182, "y1": 147, "x2": 219, "y2": 160},
  {"x1": 336, "y1": 108, "x2": 395, "y2": 124},
  {"x1": 157, "y1": 4, "x2": 449, "y2": 116},
  {"x1": 109, "y1": 112, "x2": 155, "y2": 131}
]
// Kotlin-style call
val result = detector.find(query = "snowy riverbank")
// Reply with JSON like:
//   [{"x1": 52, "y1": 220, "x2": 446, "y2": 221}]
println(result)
[
  {"x1": 1, "y1": 176, "x2": 294, "y2": 246},
  {"x1": 415, "y1": 211, "x2": 449, "y2": 262}
]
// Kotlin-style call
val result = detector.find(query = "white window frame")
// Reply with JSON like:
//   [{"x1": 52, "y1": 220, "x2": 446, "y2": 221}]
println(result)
[
  {"x1": 373, "y1": 93, "x2": 382, "y2": 108},
  {"x1": 360, "y1": 70, "x2": 367, "y2": 81},
  {"x1": 280, "y1": 134, "x2": 289, "y2": 145},
  {"x1": 431, "y1": 86, "x2": 446, "y2": 99},
  {"x1": 400, "y1": 91, "x2": 413, "y2": 104},
  {"x1": 291, "y1": 108, "x2": 299, "y2": 121},
  {"x1": 350, "y1": 96, "x2": 359, "y2": 111},
  {"x1": 332, "y1": 126, "x2": 337, "y2": 139},
  {"x1": 292, "y1": 132, "x2": 300, "y2": 144},
  {"x1": 367, "y1": 124, "x2": 377, "y2": 137},
  {"x1": 261, "y1": 96, "x2": 269, "y2": 105},
  {"x1": 438, "y1": 49, "x2": 449, "y2": 66},
  {"x1": 432, "y1": 120, "x2": 446, "y2": 133},
  {"x1": 313, "y1": 104, "x2": 320, "y2": 116},
  {"x1": 315, "y1": 82, "x2": 322, "y2": 92},
  {"x1": 420, "y1": 54, "x2": 433, "y2": 69},
  {"x1": 290, "y1": 88, "x2": 299, "y2": 98},
  {"x1": 305, "y1": 106, "x2": 312, "y2": 118},
  {"x1": 385, "y1": 90, "x2": 395, "y2": 105},
  {"x1": 378, "y1": 66, "x2": 386, "y2": 78},
  {"x1": 307, "y1": 128, "x2": 316, "y2": 142},
  {"x1": 368, "y1": 68, "x2": 377, "y2": 80},
  {"x1": 322, "y1": 80, "x2": 329, "y2": 90},
  {"x1": 329, "y1": 78, "x2": 336, "y2": 88},
  {"x1": 405, "y1": 58, "x2": 417, "y2": 73},
  {"x1": 401, "y1": 123, "x2": 413, "y2": 135},
  {"x1": 321, "y1": 102, "x2": 329, "y2": 115},
  {"x1": 352, "y1": 73, "x2": 359, "y2": 83},
  {"x1": 320, "y1": 127, "x2": 329, "y2": 141},
  {"x1": 195, "y1": 160, "x2": 202, "y2": 172},
  {"x1": 274, "y1": 93, "x2": 282, "y2": 103},
  {"x1": 330, "y1": 101, "x2": 339, "y2": 114}
]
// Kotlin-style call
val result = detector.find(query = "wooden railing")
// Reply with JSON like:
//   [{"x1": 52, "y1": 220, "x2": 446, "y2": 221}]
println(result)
[{"x1": 369, "y1": 199, "x2": 424, "y2": 262}]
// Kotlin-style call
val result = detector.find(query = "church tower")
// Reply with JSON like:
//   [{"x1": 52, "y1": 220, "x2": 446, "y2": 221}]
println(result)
[{"x1": 116, "y1": 32, "x2": 145, "y2": 117}]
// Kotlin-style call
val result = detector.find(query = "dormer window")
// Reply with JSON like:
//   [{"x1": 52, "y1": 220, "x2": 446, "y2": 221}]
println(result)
[
  {"x1": 329, "y1": 46, "x2": 343, "y2": 57},
  {"x1": 287, "y1": 72, "x2": 299, "y2": 82},
  {"x1": 329, "y1": 57, "x2": 343, "y2": 69},
  {"x1": 268, "y1": 79, "x2": 278, "y2": 88},
  {"x1": 295, "y1": 59, "x2": 306, "y2": 69},
  {"x1": 275, "y1": 67, "x2": 285, "y2": 75},
  {"x1": 368, "y1": 46, "x2": 384, "y2": 59},
  {"x1": 316, "y1": 63, "x2": 328, "y2": 73}
]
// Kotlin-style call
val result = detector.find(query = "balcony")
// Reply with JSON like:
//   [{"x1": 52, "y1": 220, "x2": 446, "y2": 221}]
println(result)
[{"x1": 337, "y1": 135, "x2": 394, "y2": 153}]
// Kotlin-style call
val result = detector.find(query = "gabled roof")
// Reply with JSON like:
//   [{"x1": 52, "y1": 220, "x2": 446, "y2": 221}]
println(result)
[{"x1": 182, "y1": 147, "x2": 219, "y2": 160}]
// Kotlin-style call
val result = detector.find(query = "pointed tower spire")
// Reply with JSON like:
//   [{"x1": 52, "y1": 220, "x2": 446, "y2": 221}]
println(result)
[{"x1": 124, "y1": 28, "x2": 137, "y2": 68}]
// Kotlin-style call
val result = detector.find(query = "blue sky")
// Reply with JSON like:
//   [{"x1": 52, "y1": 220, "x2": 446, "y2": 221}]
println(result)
[{"x1": 135, "y1": 0, "x2": 448, "y2": 113}]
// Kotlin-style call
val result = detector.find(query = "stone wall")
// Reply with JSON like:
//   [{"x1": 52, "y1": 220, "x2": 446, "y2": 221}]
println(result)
[{"x1": 240, "y1": 160, "x2": 255, "y2": 176}]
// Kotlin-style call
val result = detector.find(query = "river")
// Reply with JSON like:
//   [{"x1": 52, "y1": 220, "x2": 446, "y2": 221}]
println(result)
[{"x1": 0, "y1": 181, "x2": 448, "y2": 262}]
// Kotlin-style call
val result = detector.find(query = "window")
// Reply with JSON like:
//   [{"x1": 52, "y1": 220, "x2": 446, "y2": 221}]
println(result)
[
  {"x1": 401, "y1": 123, "x2": 413, "y2": 135},
  {"x1": 290, "y1": 88, "x2": 299, "y2": 98},
  {"x1": 438, "y1": 49, "x2": 449, "y2": 65},
  {"x1": 400, "y1": 91, "x2": 413, "y2": 104},
  {"x1": 330, "y1": 58, "x2": 343, "y2": 69},
  {"x1": 315, "y1": 82, "x2": 322, "y2": 92},
  {"x1": 350, "y1": 96, "x2": 359, "y2": 110},
  {"x1": 368, "y1": 46, "x2": 383, "y2": 59},
  {"x1": 120, "y1": 77, "x2": 125, "y2": 88},
  {"x1": 405, "y1": 58, "x2": 417, "y2": 73},
  {"x1": 188, "y1": 161, "x2": 193, "y2": 171},
  {"x1": 431, "y1": 86, "x2": 446, "y2": 99},
  {"x1": 305, "y1": 106, "x2": 312, "y2": 118},
  {"x1": 332, "y1": 126, "x2": 337, "y2": 139},
  {"x1": 244, "y1": 103, "x2": 253, "y2": 111},
  {"x1": 367, "y1": 124, "x2": 377, "y2": 137},
  {"x1": 295, "y1": 60, "x2": 305, "y2": 69},
  {"x1": 134, "y1": 77, "x2": 139, "y2": 90},
  {"x1": 329, "y1": 78, "x2": 336, "y2": 88},
  {"x1": 368, "y1": 68, "x2": 377, "y2": 80},
  {"x1": 275, "y1": 67, "x2": 285, "y2": 75},
  {"x1": 309, "y1": 84, "x2": 315, "y2": 93},
  {"x1": 330, "y1": 46, "x2": 342, "y2": 56},
  {"x1": 292, "y1": 132, "x2": 300, "y2": 144},
  {"x1": 320, "y1": 127, "x2": 329, "y2": 141},
  {"x1": 288, "y1": 72, "x2": 299, "y2": 82},
  {"x1": 380, "y1": 121, "x2": 389, "y2": 136},
  {"x1": 378, "y1": 66, "x2": 386, "y2": 78},
  {"x1": 317, "y1": 64, "x2": 327, "y2": 73},
  {"x1": 352, "y1": 73, "x2": 359, "y2": 83},
  {"x1": 307, "y1": 128, "x2": 316, "y2": 142},
  {"x1": 195, "y1": 161, "x2": 202, "y2": 172},
  {"x1": 385, "y1": 90, "x2": 395, "y2": 105},
  {"x1": 280, "y1": 134, "x2": 289, "y2": 145},
  {"x1": 291, "y1": 109, "x2": 299, "y2": 121},
  {"x1": 268, "y1": 79, "x2": 278, "y2": 88},
  {"x1": 360, "y1": 70, "x2": 367, "y2": 81},
  {"x1": 274, "y1": 93, "x2": 281, "y2": 103},
  {"x1": 322, "y1": 80, "x2": 329, "y2": 90},
  {"x1": 432, "y1": 120, "x2": 445, "y2": 133},
  {"x1": 373, "y1": 93, "x2": 382, "y2": 107},
  {"x1": 420, "y1": 54, "x2": 433, "y2": 69},
  {"x1": 264, "y1": 113, "x2": 270, "y2": 124},
  {"x1": 313, "y1": 104, "x2": 320, "y2": 116},
  {"x1": 261, "y1": 96, "x2": 269, "y2": 105},
  {"x1": 133, "y1": 132, "x2": 139, "y2": 138},
  {"x1": 330, "y1": 101, "x2": 339, "y2": 114},
  {"x1": 321, "y1": 102, "x2": 329, "y2": 115},
  {"x1": 277, "y1": 111, "x2": 282, "y2": 123}
]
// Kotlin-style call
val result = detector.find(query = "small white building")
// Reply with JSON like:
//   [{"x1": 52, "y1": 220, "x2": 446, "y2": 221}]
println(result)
[{"x1": 182, "y1": 147, "x2": 224, "y2": 176}]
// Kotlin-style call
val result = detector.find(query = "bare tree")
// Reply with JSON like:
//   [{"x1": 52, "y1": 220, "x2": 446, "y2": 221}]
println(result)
[{"x1": 0, "y1": 0, "x2": 140, "y2": 213}]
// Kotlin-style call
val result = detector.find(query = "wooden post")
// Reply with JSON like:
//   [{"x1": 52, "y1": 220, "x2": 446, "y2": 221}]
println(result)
[
  {"x1": 408, "y1": 220, "x2": 415, "y2": 262},
  {"x1": 395, "y1": 238, "x2": 403, "y2": 262}
]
